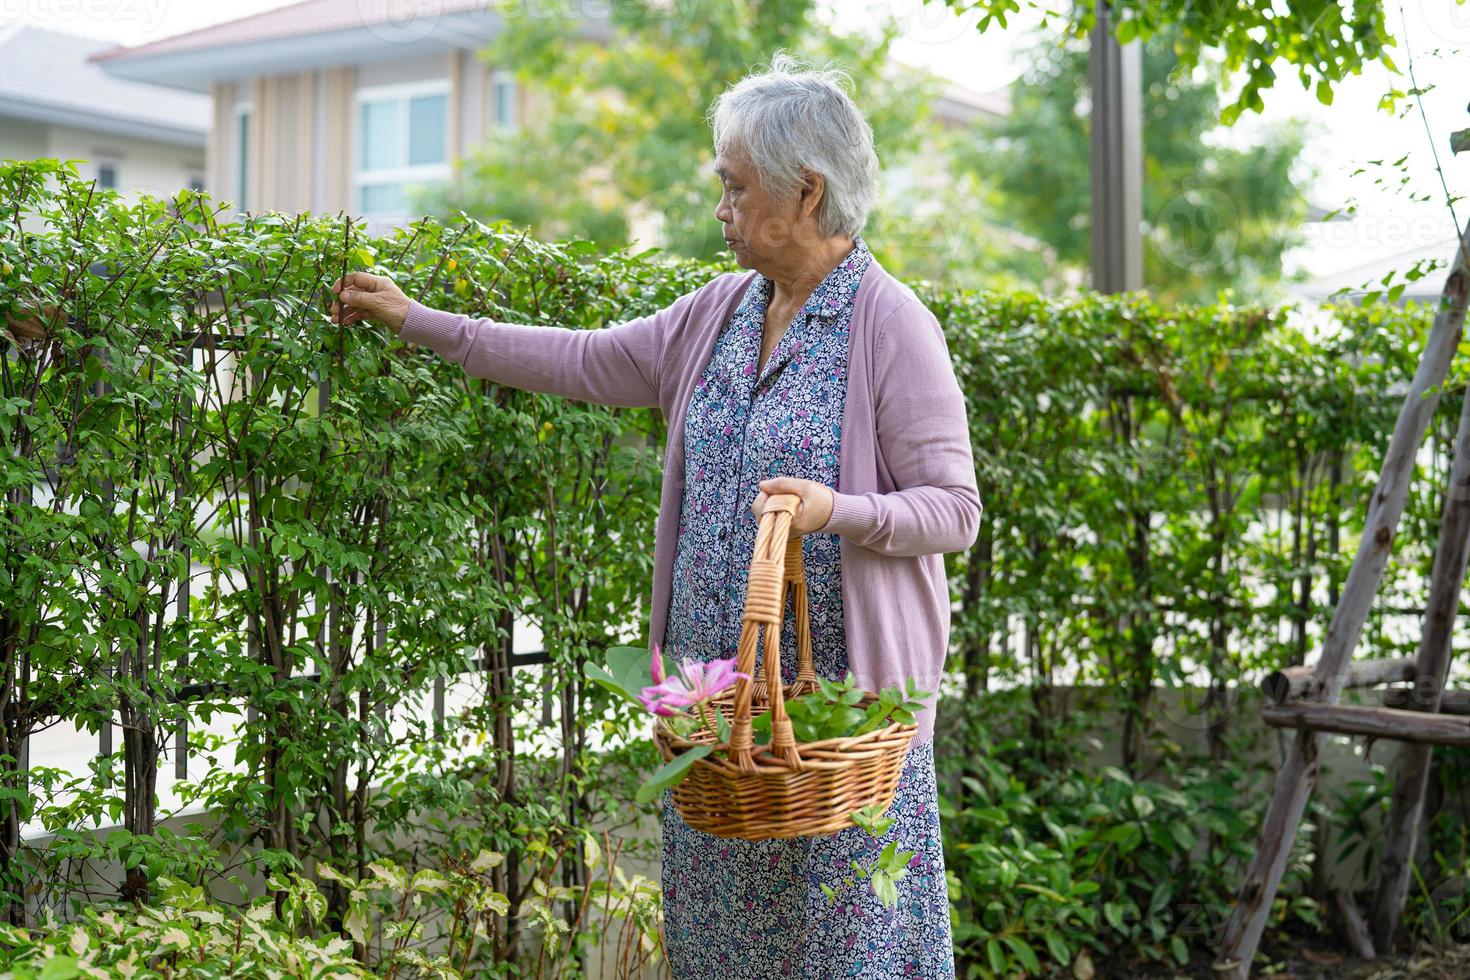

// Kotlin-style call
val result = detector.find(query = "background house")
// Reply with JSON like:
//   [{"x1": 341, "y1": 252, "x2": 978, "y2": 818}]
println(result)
[
  {"x1": 91, "y1": 0, "x2": 1008, "y2": 229},
  {"x1": 91, "y1": 0, "x2": 553, "y2": 226},
  {"x1": 0, "y1": 23, "x2": 210, "y2": 200}
]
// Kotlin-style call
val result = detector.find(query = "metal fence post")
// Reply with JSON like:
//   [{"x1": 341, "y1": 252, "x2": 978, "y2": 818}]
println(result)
[{"x1": 1088, "y1": 0, "x2": 1143, "y2": 294}]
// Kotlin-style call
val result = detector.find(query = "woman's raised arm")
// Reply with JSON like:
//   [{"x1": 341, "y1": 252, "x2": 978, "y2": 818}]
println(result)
[{"x1": 330, "y1": 270, "x2": 677, "y2": 409}]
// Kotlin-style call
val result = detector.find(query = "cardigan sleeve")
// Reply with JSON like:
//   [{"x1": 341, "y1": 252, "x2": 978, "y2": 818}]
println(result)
[
  {"x1": 820, "y1": 299, "x2": 982, "y2": 556},
  {"x1": 396, "y1": 288, "x2": 695, "y2": 409}
]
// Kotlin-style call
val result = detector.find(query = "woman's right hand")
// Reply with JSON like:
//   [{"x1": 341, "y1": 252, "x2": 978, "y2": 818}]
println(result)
[{"x1": 330, "y1": 272, "x2": 410, "y2": 335}]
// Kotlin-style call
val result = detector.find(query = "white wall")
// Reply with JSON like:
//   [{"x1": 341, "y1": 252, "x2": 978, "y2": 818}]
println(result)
[
  {"x1": 2, "y1": 119, "x2": 205, "y2": 203},
  {"x1": 0, "y1": 117, "x2": 48, "y2": 161}
]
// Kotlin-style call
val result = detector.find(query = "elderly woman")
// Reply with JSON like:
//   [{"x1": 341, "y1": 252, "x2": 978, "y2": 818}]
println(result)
[{"x1": 331, "y1": 55, "x2": 979, "y2": 980}]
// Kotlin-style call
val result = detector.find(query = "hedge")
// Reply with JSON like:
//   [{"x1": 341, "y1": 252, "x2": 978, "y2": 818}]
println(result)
[{"x1": 2, "y1": 159, "x2": 1457, "y2": 977}]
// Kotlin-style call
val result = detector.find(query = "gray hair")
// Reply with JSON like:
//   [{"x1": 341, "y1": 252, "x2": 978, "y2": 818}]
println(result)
[{"x1": 707, "y1": 52, "x2": 880, "y2": 239}]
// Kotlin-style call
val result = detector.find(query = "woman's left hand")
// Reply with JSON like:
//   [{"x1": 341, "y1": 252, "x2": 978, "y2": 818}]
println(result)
[{"x1": 752, "y1": 478, "x2": 835, "y2": 534}]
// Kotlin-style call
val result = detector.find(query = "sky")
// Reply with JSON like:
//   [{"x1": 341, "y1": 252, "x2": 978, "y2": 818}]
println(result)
[{"x1": 7, "y1": 0, "x2": 1468, "y2": 293}]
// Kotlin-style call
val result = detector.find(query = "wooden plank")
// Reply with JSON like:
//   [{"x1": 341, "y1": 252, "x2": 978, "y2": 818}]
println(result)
[
  {"x1": 1262, "y1": 657, "x2": 1416, "y2": 703},
  {"x1": 1381, "y1": 689, "x2": 1470, "y2": 715},
  {"x1": 1334, "y1": 889, "x2": 1376, "y2": 960},
  {"x1": 1370, "y1": 360, "x2": 1470, "y2": 949},
  {"x1": 1214, "y1": 213, "x2": 1470, "y2": 978},
  {"x1": 1262, "y1": 702, "x2": 1470, "y2": 747}
]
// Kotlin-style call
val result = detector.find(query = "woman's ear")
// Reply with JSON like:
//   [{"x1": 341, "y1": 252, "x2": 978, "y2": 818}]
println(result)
[{"x1": 798, "y1": 168, "x2": 824, "y2": 220}]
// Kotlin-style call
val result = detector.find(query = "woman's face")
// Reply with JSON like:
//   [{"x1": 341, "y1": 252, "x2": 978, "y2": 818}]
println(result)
[{"x1": 713, "y1": 152, "x2": 821, "y2": 272}]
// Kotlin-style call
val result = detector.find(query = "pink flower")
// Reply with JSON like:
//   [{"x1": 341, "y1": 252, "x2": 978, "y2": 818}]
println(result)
[
  {"x1": 650, "y1": 643, "x2": 666, "y2": 685},
  {"x1": 677, "y1": 658, "x2": 748, "y2": 701},
  {"x1": 638, "y1": 656, "x2": 749, "y2": 717}
]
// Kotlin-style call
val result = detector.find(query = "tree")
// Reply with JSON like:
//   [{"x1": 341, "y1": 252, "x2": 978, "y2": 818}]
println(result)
[
  {"x1": 955, "y1": 26, "x2": 1310, "y2": 304},
  {"x1": 945, "y1": 0, "x2": 1400, "y2": 123},
  {"x1": 438, "y1": 1, "x2": 934, "y2": 262}
]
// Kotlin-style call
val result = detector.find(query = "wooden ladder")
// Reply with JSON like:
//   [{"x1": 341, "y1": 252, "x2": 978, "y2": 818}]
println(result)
[{"x1": 1213, "y1": 211, "x2": 1470, "y2": 978}]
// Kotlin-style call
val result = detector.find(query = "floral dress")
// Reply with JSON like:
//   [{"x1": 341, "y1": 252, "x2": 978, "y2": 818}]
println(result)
[{"x1": 660, "y1": 236, "x2": 955, "y2": 979}]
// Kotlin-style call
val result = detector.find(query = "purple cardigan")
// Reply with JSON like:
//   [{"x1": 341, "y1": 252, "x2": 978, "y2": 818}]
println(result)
[{"x1": 398, "y1": 258, "x2": 981, "y2": 740}]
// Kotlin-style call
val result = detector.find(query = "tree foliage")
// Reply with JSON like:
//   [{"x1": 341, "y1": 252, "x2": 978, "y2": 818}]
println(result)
[
  {"x1": 439, "y1": 0, "x2": 934, "y2": 261},
  {"x1": 956, "y1": 25, "x2": 1310, "y2": 304},
  {"x1": 946, "y1": 0, "x2": 1408, "y2": 124}
]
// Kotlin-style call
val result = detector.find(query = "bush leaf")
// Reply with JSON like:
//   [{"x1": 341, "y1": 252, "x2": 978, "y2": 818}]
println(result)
[{"x1": 635, "y1": 745, "x2": 712, "y2": 804}]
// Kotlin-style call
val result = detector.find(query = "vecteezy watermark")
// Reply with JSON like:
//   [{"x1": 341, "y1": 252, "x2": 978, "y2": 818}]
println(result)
[
  {"x1": 1150, "y1": 184, "x2": 1459, "y2": 282},
  {"x1": 357, "y1": 0, "x2": 707, "y2": 45},
  {"x1": 1151, "y1": 187, "x2": 1242, "y2": 276},
  {"x1": 846, "y1": 0, "x2": 983, "y2": 49},
  {"x1": 626, "y1": 187, "x2": 726, "y2": 259},
  {"x1": 1154, "y1": 680, "x2": 1239, "y2": 739},
  {"x1": 973, "y1": 894, "x2": 1237, "y2": 947},
  {"x1": 490, "y1": 0, "x2": 706, "y2": 28},
  {"x1": 0, "y1": 0, "x2": 168, "y2": 31},
  {"x1": 1423, "y1": 0, "x2": 1470, "y2": 45}
]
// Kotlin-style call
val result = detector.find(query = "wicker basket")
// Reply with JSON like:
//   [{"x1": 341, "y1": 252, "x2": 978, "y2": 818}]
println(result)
[{"x1": 653, "y1": 493, "x2": 918, "y2": 840}]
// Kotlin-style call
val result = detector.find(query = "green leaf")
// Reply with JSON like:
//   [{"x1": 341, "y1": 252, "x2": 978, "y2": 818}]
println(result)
[
  {"x1": 851, "y1": 803, "x2": 894, "y2": 838},
  {"x1": 584, "y1": 645, "x2": 660, "y2": 706},
  {"x1": 1043, "y1": 930, "x2": 1071, "y2": 965},
  {"x1": 870, "y1": 868, "x2": 898, "y2": 908},
  {"x1": 40, "y1": 956, "x2": 82, "y2": 979},
  {"x1": 634, "y1": 745, "x2": 712, "y2": 804},
  {"x1": 1004, "y1": 935, "x2": 1041, "y2": 973},
  {"x1": 986, "y1": 937, "x2": 1006, "y2": 974}
]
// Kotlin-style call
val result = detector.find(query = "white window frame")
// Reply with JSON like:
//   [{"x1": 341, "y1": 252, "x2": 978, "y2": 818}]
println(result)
[
  {"x1": 491, "y1": 69, "x2": 518, "y2": 132},
  {"x1": 353, "y1": 80, "x2": 452, "y2": 218},
  {"x1": 234, "y1": 102, "x2": 252, "y2": 213}
]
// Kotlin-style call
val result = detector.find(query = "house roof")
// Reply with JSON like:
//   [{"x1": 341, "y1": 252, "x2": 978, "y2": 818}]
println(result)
[
  {"x1": 90, "y1": 0, "x2": 563, "y2": 93},
  {"x1": 934, "y1": 81, "x2": 1010, "y2": 125},
  {"x1": 0, "y1": 23, "x2": 209, "y2": 146},
  {"x1": 93, "y1": 0, "x2": 497, "y2": 62}
]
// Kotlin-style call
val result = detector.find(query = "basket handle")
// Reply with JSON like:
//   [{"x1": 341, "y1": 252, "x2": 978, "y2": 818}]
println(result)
[{"x1": 726, "y1": 492, "x2": 818, "y2": 773}]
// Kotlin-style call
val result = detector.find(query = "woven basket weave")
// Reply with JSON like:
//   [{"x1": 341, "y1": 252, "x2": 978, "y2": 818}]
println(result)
[{"x1": 653, "y1": 493, "x2": 918, "y2": 840}]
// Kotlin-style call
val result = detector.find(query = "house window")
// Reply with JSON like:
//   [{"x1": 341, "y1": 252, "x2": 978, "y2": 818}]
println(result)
[
  {"x1": 235, "y1": 104, "x2": 252, "y2": 211},
  {"x1": 492, "y1": 70, "x2": 517, "y2": 131},
  {"x1": 96, "y1": 162, "x2": 117, "y2": 189},
  {"x1": 355, "y1": 82, "x2": 450, "y2": 218}
]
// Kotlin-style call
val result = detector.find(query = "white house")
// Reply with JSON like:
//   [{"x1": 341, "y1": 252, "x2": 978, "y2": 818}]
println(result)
[{"x1": 0, "y1": 22, "x2": 210, "y2": 199}]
